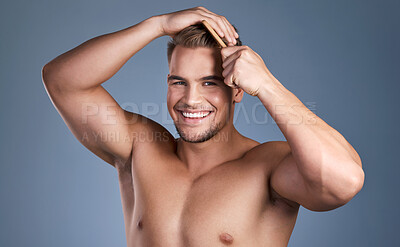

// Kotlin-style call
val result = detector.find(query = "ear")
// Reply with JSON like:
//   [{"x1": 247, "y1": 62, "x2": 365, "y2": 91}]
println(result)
[{"x1": 233, "y1": 87, "x2": 244, "y2": 103}]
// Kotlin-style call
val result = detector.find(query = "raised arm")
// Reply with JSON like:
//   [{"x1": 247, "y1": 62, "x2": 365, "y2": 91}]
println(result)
[
  {"x1": 41, "y1": 6, "x2": 239, "y2": 168},
  {"x1": 41, "y1": 15, "x2": 167, "y2": 168},
  {"x1": 220, "y1": 45, "x2": 365, "y2": 211}
]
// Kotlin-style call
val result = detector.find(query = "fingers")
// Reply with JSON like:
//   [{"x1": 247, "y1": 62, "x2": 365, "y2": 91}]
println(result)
[
  {"x1": 225, "y1": 71, "x2": 239, "y2": 89},
  {"x1": 222, "y1": 59, "x2": 238, "y2": 88},
  {"x1": 222, "y1": 59, "x2": 235, "y2": 79},
  {"x1": 221, "y1": 47, "x2": 250, "y2": 88},
  {"x1": 221, "y1": 45, "x2": 248, "y2": 60},
  {"x1": 200, "y1": 15, "x2": 225, "y2": 37},
  {"x1": 195, "y1": 7, "x2": 238, "y2": 45},
  {"x1": 221, "y1": 18, "x2": 236, "y2": 45},
  {"x1": 221, "y1": 17, "x2": 238, "y2": 45},
  {"x1": 222, "y1": 47, "x2": 247, "y2": 68}
]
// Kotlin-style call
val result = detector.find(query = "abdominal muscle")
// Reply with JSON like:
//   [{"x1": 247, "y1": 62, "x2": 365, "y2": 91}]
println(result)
[{"x1": 119, "y1": 142, "x2": 300, "y2": 247}]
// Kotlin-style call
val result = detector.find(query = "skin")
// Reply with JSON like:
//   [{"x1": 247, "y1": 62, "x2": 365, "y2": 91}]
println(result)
[{"x1": 42, "y1": 6, "x2": 365, "y2": 247}]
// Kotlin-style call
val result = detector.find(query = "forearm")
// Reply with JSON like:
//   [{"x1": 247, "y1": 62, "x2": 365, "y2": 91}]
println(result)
[
  {"x1": 42, "y1": 15, "x2": 164, "y2": 91},
  {"x1": 258, "y1": 78, "x2": 364, "y2": 197}
]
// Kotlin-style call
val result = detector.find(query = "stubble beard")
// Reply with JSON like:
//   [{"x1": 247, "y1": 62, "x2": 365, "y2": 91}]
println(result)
[{"x1": 174, "y1": 121, "x2": 223, "y2": 143}]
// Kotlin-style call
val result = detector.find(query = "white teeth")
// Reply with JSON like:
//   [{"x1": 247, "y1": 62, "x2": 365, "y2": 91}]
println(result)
[{"x1": 182, "y1": 111, "x2": 211, "y2": 118}]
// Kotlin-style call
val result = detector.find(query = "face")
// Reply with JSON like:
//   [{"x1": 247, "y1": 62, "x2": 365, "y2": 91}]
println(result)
[{"x1": 167, "y1": 45, "x2": 242, "y2": 143}]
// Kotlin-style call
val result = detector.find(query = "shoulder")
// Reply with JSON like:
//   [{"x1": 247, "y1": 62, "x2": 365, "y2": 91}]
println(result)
[
  {"x1": 244, "y1": 140, "x2": 292, "y2": 171},
  {"x1": 245, "y1": 140, "x2": 291, "y2": 159},
  {"x1": 114, "y1": 114, "x2": 177, "y2": 167},
  {"x1": 130, "y1": 115, "x2": 177, "y2": 152}
]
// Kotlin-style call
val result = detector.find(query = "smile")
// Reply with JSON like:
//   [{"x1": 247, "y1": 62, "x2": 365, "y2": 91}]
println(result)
[
  {"x1": 177, "y1": 110, "x2": 213, "y2": 124},
  {"x1": 181, "y1": 111, "x2": 211, "y2": 118}
]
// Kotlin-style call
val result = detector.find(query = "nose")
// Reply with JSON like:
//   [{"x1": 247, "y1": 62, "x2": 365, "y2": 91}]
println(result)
[{"x1": 185, "y1": 84, "x2": 203, "y2": 106}]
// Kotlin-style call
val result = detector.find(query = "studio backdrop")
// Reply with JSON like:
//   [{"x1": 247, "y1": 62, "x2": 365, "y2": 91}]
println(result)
[{"x1": 0, "y1": 0, "x2": 398, "y2": 246}]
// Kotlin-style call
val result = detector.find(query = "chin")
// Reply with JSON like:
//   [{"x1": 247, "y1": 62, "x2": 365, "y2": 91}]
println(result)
[{"x1": 174, "y1": 122, "x2": 222, "y2": 143}]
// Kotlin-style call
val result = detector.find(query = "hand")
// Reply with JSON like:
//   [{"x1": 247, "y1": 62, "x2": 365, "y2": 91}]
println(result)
[
  {"x1": 221, "y1": 45, "x2": 277, "y2": 96},
  {"x1": 158, "y1": 6, "x2": 239, "y2": 45}
]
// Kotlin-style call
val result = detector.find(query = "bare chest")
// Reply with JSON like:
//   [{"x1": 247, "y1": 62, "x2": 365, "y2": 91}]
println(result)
[{"x1": 119, "y1": 153, "x2": 298, "y2": 247}]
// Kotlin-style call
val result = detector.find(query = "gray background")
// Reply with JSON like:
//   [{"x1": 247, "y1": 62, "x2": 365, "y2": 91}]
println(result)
[{"x1": 1, "y1": 0, "x2": 398, "y2": 246}]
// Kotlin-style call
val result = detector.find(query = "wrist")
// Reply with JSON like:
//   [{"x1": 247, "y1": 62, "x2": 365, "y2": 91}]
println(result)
[
  {"x1": 258, "y1": 76, "x2": 289, "y2": 103},
  {"x1": 146, "y1": 15, "x2": 166, "y2": 38}
]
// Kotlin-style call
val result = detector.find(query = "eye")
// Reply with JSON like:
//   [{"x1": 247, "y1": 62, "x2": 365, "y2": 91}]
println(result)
[
  {"x1": 204, "y1": 81, "x2": 217, "y2": 86},
  {"x1": 172, "y1": 81, "x2": 186, "y2": 85}
]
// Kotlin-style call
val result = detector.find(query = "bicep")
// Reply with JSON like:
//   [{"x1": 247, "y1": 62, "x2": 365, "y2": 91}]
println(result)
[
  {"x1": 269, "y1": 143, "x2": 344, "y2": 211},
  {"x1": 270, "y1": 152, "x2": 308, "y2": 208},
  {"x1": 44, "y1": 84, "x2": 141, "y2": 167}
]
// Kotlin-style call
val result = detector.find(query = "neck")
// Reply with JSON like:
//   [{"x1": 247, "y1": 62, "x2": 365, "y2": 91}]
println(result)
[{"x1": 176, "y1": 123, "x2": 244, "y2": 180}]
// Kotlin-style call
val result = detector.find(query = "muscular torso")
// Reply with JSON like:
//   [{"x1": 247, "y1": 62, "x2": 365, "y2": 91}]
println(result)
[{"x1": 116, "y1": 131, "x2": 300, "y2": 247}]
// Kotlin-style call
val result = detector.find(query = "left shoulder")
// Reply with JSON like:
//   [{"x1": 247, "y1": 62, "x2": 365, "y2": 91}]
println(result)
[
  {"x1": 245, "y1": 141, "x2": 291, "y2": 161},
  {"x1": 244, "y1": 140, "x2": 292, "y2": 172}
]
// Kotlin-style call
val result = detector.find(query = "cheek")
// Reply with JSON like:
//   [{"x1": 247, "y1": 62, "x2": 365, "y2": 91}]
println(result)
[
  {"x1": 205, "y1": 87, "x2": 232, "y2": 107},
  {"x1": 167, "y1": 88, "x2": 184, "y2": 112},
  {"x1": 166, "y1": 89, "x2": 175, "y2": 111}
]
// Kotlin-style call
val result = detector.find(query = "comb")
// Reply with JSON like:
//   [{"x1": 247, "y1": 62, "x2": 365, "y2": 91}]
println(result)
[{"x1": 201, "y1": 20, "x2": 227, "y2": 48}]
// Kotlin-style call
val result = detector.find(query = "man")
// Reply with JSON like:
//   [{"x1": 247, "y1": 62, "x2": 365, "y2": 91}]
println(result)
[{"x1": 42, "y1": 6, "x2": 365, "y2": 247}]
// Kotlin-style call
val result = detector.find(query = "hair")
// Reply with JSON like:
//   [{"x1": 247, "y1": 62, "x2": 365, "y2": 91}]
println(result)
[{"x1": 167, "y1": 23, "x2": 242, "y2": 65}]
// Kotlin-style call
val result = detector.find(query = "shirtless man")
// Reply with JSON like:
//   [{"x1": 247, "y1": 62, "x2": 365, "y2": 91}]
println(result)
[{"x1": 42, "y1": 6, "x2": 365, "y2": 247}]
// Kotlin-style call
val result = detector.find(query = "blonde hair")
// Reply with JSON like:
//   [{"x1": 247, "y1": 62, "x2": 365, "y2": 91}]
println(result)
[{"x1": 167, "y1": 23, "x2": 242, "y2": 64}]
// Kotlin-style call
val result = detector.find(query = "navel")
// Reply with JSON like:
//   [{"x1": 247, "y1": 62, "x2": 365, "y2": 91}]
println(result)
[
  {"x1": 219, "y1": 232, "x2": 234, "y2": 245},
  {"x1": 137, "y1": 218, "x2": 143, "y2": 230}
]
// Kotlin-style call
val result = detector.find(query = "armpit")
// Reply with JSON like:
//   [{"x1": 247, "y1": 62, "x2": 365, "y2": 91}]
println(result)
[{"x1": 269, "y1": 181, "x2": 300, "y2": 209}]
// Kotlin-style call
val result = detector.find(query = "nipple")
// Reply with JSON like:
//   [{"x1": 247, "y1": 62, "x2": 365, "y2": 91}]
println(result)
[{"x1": 219, "y1": 232, "x2": 234, "y2": 245}]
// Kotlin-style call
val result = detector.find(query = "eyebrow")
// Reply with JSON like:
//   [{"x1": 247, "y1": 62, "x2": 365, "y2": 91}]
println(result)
[{"x1": 167, "y1": 75, "x2": 224, "y2": 82}]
